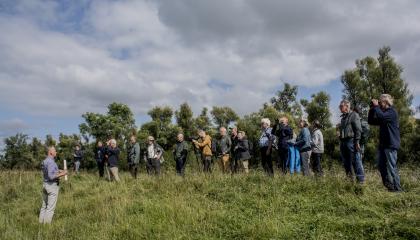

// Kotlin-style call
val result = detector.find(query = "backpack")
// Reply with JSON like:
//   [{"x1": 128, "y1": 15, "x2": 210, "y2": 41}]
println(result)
[
  {"x1": 360, "y1": 120, "x2": 370, "y2": 145},
  {"x1": 263, "y1": 129, "x2": 278, "y2": 150}
]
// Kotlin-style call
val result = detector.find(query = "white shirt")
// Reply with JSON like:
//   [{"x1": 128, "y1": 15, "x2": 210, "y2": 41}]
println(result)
[{"x1": 147, "y1": 145, "x2": 156, "y2": 159}]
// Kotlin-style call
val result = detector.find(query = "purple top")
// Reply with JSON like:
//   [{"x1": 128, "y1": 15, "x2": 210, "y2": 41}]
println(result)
[{"x1": 42, "y1": 156, "x2": 59, "y2": 183}]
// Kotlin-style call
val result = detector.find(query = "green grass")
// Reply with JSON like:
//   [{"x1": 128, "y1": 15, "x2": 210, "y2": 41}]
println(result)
[{"x1": 0, "y1": 166, "x2": 419, "y2": 240}]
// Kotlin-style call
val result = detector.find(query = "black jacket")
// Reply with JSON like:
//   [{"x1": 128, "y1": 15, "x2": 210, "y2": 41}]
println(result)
[
  {"x1": 272, "y1": 123, "x2": 293, "y2": 149},
  {"x1": 235, "y1": 138, "x2": 251, "y2": 161},
  {"x1": 95, "y1": 146, "x2": 106, "y2": 163},
  {"x1": 368, "y1": 106, "x2": 400, "y2": 150},
  {"x1": 340, "y1": 111, "x2": 362, "y2": 144},
  {"x1": 106, "y1": 147, "x2": 120, "y2": 168},
  {"x1": 73, "y1": 150, "x2": 83, "y2": 162}
]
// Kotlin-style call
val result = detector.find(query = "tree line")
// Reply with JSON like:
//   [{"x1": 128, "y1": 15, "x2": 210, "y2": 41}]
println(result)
[{"x1": 1, "y1": 46, "x2": 419, "y2": 170}]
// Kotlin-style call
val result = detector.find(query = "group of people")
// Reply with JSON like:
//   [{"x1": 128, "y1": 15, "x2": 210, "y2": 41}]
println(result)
[{"x1": 39, "y1": 94, "x2": 403, "y2": 224}]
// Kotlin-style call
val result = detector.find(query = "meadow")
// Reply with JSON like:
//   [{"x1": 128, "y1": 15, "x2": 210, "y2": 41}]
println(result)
[{"x1": 0, "y1": 165, "x2": 419, "y2": 240}]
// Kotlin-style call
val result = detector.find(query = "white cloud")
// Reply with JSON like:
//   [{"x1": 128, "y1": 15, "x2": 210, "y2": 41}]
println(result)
[{"x1": 0, "y1": 0, "x2": 419, "y2": 124}]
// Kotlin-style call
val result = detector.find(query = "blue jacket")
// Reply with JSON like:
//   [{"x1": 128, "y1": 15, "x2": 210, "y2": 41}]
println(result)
[
  {"x1": 368, "y1": 106, "x2": 400, "y2": 150},
  {"x1": 295, "y1": 127, "x2": 311, "y2": 152},
  {"x1": 106, "y1": 147, "x2": 120, "y2": 167}
]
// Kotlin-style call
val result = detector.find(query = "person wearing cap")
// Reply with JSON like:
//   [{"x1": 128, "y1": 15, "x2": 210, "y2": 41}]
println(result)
[
  {"x1": 144, "y1": 136, "x2": 164, "y2": 176},
  {"x1": 295, "y1": 119, "x2": 312, "y2": 176},
  {"x1": 106, "y1": 139, "x2": 120, "y2": 181},
  {"x1": 192, "y1": 129, "x2": 213, "y2": 173},
  {"x1": 39, "y1": 146, "x2": 67, "y2": 224},
  {"x1": 368, "y1": 94, "x2": 402, "y2": 192}
]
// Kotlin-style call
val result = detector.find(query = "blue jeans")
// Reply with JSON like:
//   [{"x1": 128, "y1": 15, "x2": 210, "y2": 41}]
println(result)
[
  {"x1": 340, "y1": 139, "x2": 365, "y2": 182},
  {"x1": 378, "y1": 148, "x2": 402, "y2": 191},
  {"x1": 288, "y1": 145, "x2": 301, "y2": 175}
]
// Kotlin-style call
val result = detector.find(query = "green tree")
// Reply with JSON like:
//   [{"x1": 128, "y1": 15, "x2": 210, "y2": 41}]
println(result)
[
  {"x1": 30, "y1": 137, "x2": 45, "y2": 168},
  {"x1": 195, "y1": 107, "x2": 212, "y2": 131},
  {"x1": 210, "y1": 106, "x2": 239, "y2": 128},
  {"x1": 175, "y1": 103, "x2": 195, "y2": 137},
  {"x1": 271, "y1": 83, "x2": 298, "y2": 113},
  {"x1": 79, "y1": 102, "x2": 136, "y2": 143},
  {"x1": 141, "y1": 106, "x2": 180, "y2": 149},
  {"x1": 45, "y1": 134, "x2": 56, "y2": 147},
  {"x1": 2, "y1": 133, "x2": 33, "y2": 169},
  {"x1": 341, "y1": 46, "x2": 414, "y2": 163},
  {"x1": 301, "y1": 91, "x2": 332, "y2": 129},
  {"x1": 57, "y1": 133, "x2": 80, "y2": 162}
]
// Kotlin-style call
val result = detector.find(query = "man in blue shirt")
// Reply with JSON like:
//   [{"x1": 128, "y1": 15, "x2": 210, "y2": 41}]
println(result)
[
  {"x1": 39, "y1": 146, "x2": 67, "y2": 224},
  {"x1": 368, "y1": 94, "x2": 402, "y2": 192}
]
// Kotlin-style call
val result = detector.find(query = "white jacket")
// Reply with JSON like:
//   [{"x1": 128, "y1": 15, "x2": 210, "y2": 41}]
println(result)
[{"x1": 311, "y1": 129, "x2": 324, "y2": 153}]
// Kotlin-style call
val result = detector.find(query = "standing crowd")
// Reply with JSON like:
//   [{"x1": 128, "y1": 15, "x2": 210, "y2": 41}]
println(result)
[{"x1": 39, "y1": 94, "x2": 403, "y2": 224}]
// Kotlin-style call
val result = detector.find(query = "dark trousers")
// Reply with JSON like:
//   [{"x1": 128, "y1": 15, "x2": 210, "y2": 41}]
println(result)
[
  {"x1": 311, "y1": 152, "x2": 323, "y2": 176},
  {"x1": 202, "y1": 155, "x2": 212, "y2": 173},
  {"x1": 300, "y1": 150, "x2": 311, "y2": 176},
  {"x1": 175, "y1": 157, "x2": 187, "y2": 176},
  {"x1": 146, "y1": 158, "x2": 161, "y2": 176},
  {"x1": 260, "y1": 147, "x2": 273, "y2": 177},
  {"x1": 340, "y1": 139, "x2": 365, "y2": 182},
  {"x1": 277, "y1": 148, "x2": 289, "y2": 174},
  {"x1": 378, "y1": 148, "x2": 402, "y2": 192},
  {"x1": 96, "y1": 160, "x2": 104, "y2": 177},
  {"x1": 129, "y1": 163, "x2": 138, "y2": 179}
]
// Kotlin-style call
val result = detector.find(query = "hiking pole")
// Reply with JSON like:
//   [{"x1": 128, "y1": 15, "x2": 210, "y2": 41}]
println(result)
[
  {"x1": 63, "y1": 159, "x2": 68, "y2": 181},
  {"x1": 105, "y1": 162, "x2": 110, "y2": 181},
  {"x1": 192, "y1": 146, "x2": 201, "y2": 172}
]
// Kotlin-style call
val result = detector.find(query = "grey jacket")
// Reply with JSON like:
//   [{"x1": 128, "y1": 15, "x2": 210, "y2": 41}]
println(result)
[
  {"x1": 311, "y1": 129, "x2": 324, "y2": 153},
  {"x1": 128, "y1": 142, "x2": 141, "y2": 165},
  {"x1": 173, "y1": 141, "x2": 189, "y2": 160},
  {"x1": 217, "y1": 135, "x2": 232, "y2": 155},
  {"x1": 340, "y1": 111, "x2": 362, "y2": 144},
  {"x1": 295, "y1": 127, "x2": 312, "y2": 152},
  {"x1": 235, "y1": 138, "x2": 251, "y2": 161}
]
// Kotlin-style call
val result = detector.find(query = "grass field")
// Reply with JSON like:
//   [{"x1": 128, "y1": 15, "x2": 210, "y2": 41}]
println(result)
[{"x1": 0, "y1": 165, "x2": 419, "y2": 240}]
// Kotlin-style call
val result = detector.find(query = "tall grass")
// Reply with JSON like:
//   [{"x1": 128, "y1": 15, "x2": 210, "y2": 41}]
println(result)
[{"x1": 0, "y1": 165, "x2": 419, "y2": 239}]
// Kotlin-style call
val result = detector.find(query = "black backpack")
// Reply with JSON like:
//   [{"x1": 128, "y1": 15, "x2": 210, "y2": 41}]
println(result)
[{"x1": 360, "y1": 120, "x2": 370, "y2": 145}]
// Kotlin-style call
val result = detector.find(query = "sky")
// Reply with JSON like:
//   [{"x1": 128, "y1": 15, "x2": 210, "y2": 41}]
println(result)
[{"x1": 0, "y1": 0, "x2": 419, "y2": 146}]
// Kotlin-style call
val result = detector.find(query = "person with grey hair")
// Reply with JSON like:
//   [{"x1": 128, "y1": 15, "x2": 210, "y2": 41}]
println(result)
[
  {"x1": 216, "y1": 127, "x2": 232, "y2": 173},
  {"x1": 259, "y1": 118, "x2": 275, "y2": 176},
  {"x1": 339, "y1": 100, "x2": 364, "y2": 183},
  {"x1": 193, "y1": 129, "x2": 213, "y2": 173},
  {"x1": 368, "y1": 94, "x2": 402, "y2": 192},
  {"x1": 39, "y1": 146, "x2": 67, "y2": 224},
  {"x1": 310, "y1": 120, "x2": 324, "y2": 176},
  {"x1": 144, "y1": 136, "x2": 164, "y2": 176},
  {"x1": 127, "y1": 135, "x2": 141, "y2": 179},
  {"x1": 173, "y1": 133, "x2": 189, "y2": 176},
  {"x1": 295, "y1": 119, "x2": 312, "y2": 176},
  {"x1": 106, "y1": 139, "x2": 120, "y2": 181}
]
